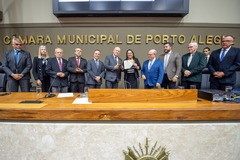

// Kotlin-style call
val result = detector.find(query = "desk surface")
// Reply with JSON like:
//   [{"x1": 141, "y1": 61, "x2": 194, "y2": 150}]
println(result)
[{"x1": 0, "y1": 92, "x2": 240, "y2": 121}]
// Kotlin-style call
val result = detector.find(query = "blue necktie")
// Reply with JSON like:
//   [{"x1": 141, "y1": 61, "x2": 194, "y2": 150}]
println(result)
[
  {"x1": 148, "y1": 61, "x2": 152, "y2": 70},
  {"x1": 14, "y1": 51, "x2": 19, "y2": 68},
  {"x1": 95, "y1": 60, "x2": 99, "y2": 68},
  {"x1": 220, "y1": 49, "x2": 226, "y2": 62}
]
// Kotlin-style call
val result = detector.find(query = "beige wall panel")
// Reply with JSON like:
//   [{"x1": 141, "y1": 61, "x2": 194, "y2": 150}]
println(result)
[{"x1": 0, "y1": 0, "x2": 240, "y2": 24}]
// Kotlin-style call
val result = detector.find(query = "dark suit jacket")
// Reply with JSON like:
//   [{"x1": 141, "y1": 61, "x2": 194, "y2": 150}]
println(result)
[
  {"x1": 159, "y1": 52, "x2": 182, "y2": 80},
  {"x1": 181, "y1": 51, "x2": 207, "y2": 83},
  {"x1": 67, "y1": 57, "x2": 87, "y2": 83},
  {"x1": 141, "y1": 59, "x2": 164, "y2": 86},
  {"x1": 207, "y1": 47, "x2": 240, "y2": 84},
  {"x1": 123, "y1": 58, "x2": 141, "y2": 80},
  {"x1": 2, "y1": 49, "x2": 32, "y2": 80},
  {"x1": 46, "y1": 57, "x2": 69, "y2": 87},
  {"x1": 32, "y1": 57, "x2": 49, "y2": 81},
  {"x1": 86, "y1": 59, "x2": 105, "y2": 85},
  {"x1": 104, "y1": 55, "x2": 122, "y2": 82}
]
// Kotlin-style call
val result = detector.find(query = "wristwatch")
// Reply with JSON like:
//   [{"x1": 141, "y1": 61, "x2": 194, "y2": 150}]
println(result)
[{"x1": 175, "y1": 75, "x2": 179, "y2": 79}]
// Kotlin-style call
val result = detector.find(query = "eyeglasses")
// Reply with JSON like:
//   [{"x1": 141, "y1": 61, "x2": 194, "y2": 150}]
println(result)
[
  {"x1": 147, "y1": 54, "x2": 154, "y2": 56},
  {"x1": 15, "y1": 43, "x2": 22, "y2": 46}
]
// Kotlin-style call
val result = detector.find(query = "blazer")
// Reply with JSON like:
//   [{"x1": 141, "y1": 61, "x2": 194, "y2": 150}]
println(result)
[
  {"x1": 67, "y1": 57, "x2": 87, "y2": 83},
  {"x1": 207, "y1": 47, "x2": 240, "y2": 84},
  {"x1": 45, "y1": 57, "x2": 69, "y2": 87},
  {"x1": 159, "y1": 51, "x2": 182, "y2": 80},
  {"x1": 123, "y1": 58, "x2": 141, "y2": 81},
  {"x1": 2, "y1": 49, "x2": 32, "y2": 80},
  {"x1": 181, "y1": 51, "x2": 207, "y2": 83},
  {"x1": 141, "y1": 59, "x2": 164, "y2": 86},
  {"x1": 86, "y1": 59, "x2": 105, "y2": 85},
  {"x1": 104, "y1": 55, "x2": 122, "y2": 82},
  {"x1": 32, "y1": 57, "x2": 49, "y2": 81}
]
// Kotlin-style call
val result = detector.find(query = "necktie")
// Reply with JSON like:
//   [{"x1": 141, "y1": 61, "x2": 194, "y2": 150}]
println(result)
[
  {"x1": 96, "y1": 60, "x2": 99, "y2": 68},
  {"x1": 114, "y1": 57, "x2": 118, "y2": 65},
  {"x1": 76, "y1": 57, "x2": 80, "y2": 67},
  {"x1": 148, "y1": 61, "x2": 152, "y2": 70},
  {"x1": 187, "y1": 54, "x2": 193, "y2": 67},
  {"x1": 220, "y1": 49, "x2": 226, "y2": 62},
  {"x1": 14, "y1": 51, "x2": 19, "y2": 68},
  {"x1": 164, "y1": 53, "x2": 169, "y2": 71},
  {"x1": 58, "y1": 58, "x2": 62, "y2": 71}
]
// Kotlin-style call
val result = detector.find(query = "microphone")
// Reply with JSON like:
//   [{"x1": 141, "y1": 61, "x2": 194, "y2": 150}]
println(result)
[
  {"x1": 0, "y1": 92, "x2": 11, "y2": 96},
  {"x1": 45, "y1": 76, "x2": 57, "y2": 98},
  {"x1": 124, "y1": 80, "x2": 131, "y2": 89}
]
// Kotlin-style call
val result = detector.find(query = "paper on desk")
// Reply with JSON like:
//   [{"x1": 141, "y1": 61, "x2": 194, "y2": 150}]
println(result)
[
  {"x1": 124, "y1": 60, "x2": 133, "y2": 69},
  {"x1": 72, "y1": 98, "x2": 92, "y2": 104},
  {"x1": 57, "y1": 93, "x2": 74, "y2": 98}
]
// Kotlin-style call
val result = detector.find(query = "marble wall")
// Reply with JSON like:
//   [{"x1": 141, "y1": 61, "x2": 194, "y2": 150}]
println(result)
[{"x1": 0, "y1": 122, "x2": 240, "y2": 160}]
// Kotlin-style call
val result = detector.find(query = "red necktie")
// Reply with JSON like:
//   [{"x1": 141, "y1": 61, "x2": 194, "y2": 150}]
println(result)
[
  {"x1": 77, "y1": 57, "x2": 80, "y2": 67},
  {"x1": 58, "y1": 58, "x2": 62, "y2": 71}
]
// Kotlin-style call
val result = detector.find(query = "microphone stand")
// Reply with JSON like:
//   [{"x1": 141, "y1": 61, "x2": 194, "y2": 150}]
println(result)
[{"x1": 45, "y1": 76, "x2": 57, "y2": 98}]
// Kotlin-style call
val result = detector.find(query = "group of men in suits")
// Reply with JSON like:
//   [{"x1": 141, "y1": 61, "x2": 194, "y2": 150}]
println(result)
[
  {"x1": 2, "y1": 36, "x2": 240, "y2": 92},
  {"x1": 159, "y1": 36, "x2": 240, "y2": 90},
  {"x1": 1, "y1": 38, "x2": 105, "y2": 93},
  {"x1": 142, "y1": 42, "x2": 207, "y2": 90}
]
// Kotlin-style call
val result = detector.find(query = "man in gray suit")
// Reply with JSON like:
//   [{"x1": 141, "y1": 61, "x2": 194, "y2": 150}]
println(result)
[
  {"x1": 2, "y1": 38, "x2": 32, "y2": 92},
  {"x1": 104, "y1": 46, "x2": 122, "y2": 88},
  {"x1": 86, "y1": 49, "x2": 105, "y2": 88},
  {"x1": 159, "y1": 42, "x2": 182, "y2": 89}
]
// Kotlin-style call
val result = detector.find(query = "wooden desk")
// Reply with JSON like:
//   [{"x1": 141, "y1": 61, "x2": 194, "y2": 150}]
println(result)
[{"x1": 0, "y1": 91, "x2": 240, "y2": 121}]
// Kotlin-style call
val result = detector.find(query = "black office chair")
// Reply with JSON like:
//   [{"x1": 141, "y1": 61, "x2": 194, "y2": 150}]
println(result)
[
  {"x1": 235, "y1": 70, "x2": 240, "y2": 88},
  {"x1": 0, "y1": 66, "x2": 7, "y2": 92},
  {"x1": 201, "y1": 68, "x2": 210, "y2": 89}
]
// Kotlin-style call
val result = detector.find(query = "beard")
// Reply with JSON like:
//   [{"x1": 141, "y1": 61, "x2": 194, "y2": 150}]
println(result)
[{"x1": 164, "y1": 49, "x2": 170, "y2": 53}]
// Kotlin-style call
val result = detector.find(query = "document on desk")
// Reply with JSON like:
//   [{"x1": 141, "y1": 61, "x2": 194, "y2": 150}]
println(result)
[
  {"x1": 72, "y1": 98, "x2": 92, "y2": 104},
  {"x1": 57, "y1": 93, "x2": 74, "y2": 98},
  {"x1": 124, "y1": 60, "x2": 133, "y2": 69}
]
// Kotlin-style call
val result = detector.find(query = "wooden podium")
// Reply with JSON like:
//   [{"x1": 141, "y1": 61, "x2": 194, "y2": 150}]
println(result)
[
  {"x1": 0, "y1": 90, "x2": 240, "y2": 120},
  {"x1": 88, "y1": 89, "x2": 198, "y2": 103}
]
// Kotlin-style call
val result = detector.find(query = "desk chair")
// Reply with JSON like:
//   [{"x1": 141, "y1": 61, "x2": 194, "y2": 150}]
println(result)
[{"x1": 0, "y1": 66, "x2": 7, "y2": 92}]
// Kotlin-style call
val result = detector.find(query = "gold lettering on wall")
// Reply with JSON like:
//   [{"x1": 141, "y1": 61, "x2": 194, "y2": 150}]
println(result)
[
  {"x1": 145, "y1": 34, "x2": 186, "y2": 44},
  {"x1": 127, "y1": 35, "x2": 141, "y2": 44},
  {"x1": 56, "y1": 35, "x2": 123, "y2": 44},
  {"x1": 3, "y1": 35, "x2": 52, "y2": 45},
  {"x1": 178, "y1": 35, "x2": 186, "y2": 44},
  {"x1": 190, "y1": 35, "x2": 222, "y2": 45},
  {"x1": 2, "y1": 34, "x2": 227, "y2": 45}
]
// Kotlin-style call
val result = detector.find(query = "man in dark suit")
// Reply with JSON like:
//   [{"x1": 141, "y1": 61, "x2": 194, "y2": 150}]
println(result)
[
  {"x1": 46, "y1": 47, "x2": 69, "y2": 93},
  {"x1": 141, "y1": 49, "x2": 164, "y2": 89},
  {"x1": 67, "y1": 47, "x2": 87, "y2": 92},
  {"x1": 208, "y1": 35, "x2": 240, "y2": 90},
  {"x1": 104, "y1": 46, "x2": 122, "y2": 88},
  {"x1": 203, "y1": 47, "x2": 211, "y2": 63},
  {"x1": 2, "y1": 38, "x2": 32, "y2": 92},
  {"x1": 86, "y1": 49, "x2": 105, "y2": 88},
  {"x1": 159, "y1": 42, "x2": 182, "y2": 89},
  {"x1": 181, "y1": 42, "x2": 207, "y2": 89}
]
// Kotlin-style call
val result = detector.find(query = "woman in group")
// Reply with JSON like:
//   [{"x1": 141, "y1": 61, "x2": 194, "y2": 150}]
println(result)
[
  {"x1": 32, "y1": 45, "x2": 50, "y2": 92},
  {"x1": 123, "y1": 49, "x2": 141, "y2": 88}
]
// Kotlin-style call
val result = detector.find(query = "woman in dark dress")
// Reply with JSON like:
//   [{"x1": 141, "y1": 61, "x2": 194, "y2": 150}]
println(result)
[
  {"x1": 32, "y1": 45, "x2": 50, "y2": 92},
  {"x1": 123, "y1": 49, "x2": 141, "y2": 88}
]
